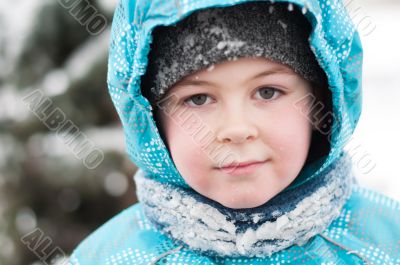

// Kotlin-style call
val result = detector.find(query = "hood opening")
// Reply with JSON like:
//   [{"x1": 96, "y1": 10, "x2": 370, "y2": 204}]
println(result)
[
  {"x1": 139, "y1": 0, "x2": 334, "y2": 192},
  {"x1": 305, "y1": 81, "x2": 333, "y2": 166}
]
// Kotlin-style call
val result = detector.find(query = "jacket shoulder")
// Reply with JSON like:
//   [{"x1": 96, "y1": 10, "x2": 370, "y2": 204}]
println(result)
[
  {"x1": 326, "y1": 185, "x2": 400, "y2": 263},
  {"x1": 344, "y1": 185, "x2": 400, "y2": 231},
  {"x1": 68, "y1": 203, "x2": 180, "y2": 265}
]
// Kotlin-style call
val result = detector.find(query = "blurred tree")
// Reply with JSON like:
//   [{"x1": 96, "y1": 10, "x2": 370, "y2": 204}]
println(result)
[{"x1": 0, "y1": 1, "x2": 138, "y2": 264}]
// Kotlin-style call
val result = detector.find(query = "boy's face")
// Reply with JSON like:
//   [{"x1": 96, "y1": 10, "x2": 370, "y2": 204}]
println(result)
[{"x1": 156, "y1": 57, "x2": 314, "y2": 209}]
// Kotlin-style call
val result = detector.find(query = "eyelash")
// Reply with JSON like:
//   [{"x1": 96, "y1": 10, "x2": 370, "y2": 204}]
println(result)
[{"x1": 182, "y1": 87, "x2": 283, "y2": 107}]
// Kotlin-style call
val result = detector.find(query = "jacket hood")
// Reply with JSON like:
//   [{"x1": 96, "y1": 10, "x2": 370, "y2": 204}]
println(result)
[{"x1": 107, "y1": 0, "x2": 363, "y2": 191}]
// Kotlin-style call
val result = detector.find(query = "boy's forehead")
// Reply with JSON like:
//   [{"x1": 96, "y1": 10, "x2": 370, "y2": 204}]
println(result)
[{"x1": 175, "y1": 57, "x2": 298, "y2": 85}]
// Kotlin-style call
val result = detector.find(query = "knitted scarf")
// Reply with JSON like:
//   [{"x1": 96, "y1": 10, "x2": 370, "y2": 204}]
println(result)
[{"x1": 134, "y1": 152, "x2": 354, "y2": 258}]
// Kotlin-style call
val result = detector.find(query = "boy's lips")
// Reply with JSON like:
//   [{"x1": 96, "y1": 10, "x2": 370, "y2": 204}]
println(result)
[
  {"x1": 217, "y1": 159, "x2": 267, "y2": 169},
  {"x1": 214, "y1": 160, "x2": 268, "y2": 176}
]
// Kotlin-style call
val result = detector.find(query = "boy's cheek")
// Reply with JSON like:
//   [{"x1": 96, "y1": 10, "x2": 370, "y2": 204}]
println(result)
[
  {"x1": 265, "y1": 111, "x2": 312, "y2": 160},
  {"x1": 170, "y1": 144, "x2": 212, "y2": 190}
]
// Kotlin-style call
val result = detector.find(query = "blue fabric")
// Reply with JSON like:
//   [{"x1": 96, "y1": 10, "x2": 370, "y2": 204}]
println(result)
[
  {"x1": 69, "y1": 0, "x2": 400, "y2": 264},
  {"x1": 69, "y1": 185, "x2": 400, "y2": 264}
]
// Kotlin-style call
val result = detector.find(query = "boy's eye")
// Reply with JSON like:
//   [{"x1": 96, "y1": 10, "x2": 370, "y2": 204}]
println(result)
[
  {"x1": 182, "y1": 87, "x2": 281, "y2": 107},
  {"x1": 256, "y1": 87, "x2": 281, "y2": 100},
  {"x1": 184, "y1": 94, "x2": 212, "y2": 107}
]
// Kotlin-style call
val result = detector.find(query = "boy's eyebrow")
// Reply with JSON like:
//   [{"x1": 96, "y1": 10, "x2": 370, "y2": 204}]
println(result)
[
  {"x1": 175, "y1": 79, "x2": 216, "y2": 88},
  {"x1": 249, "y1": 67, "x2": 295, "y2": 81},
  {"x1": 175, "y1": 66, "x2": 294, "y2": 88}
]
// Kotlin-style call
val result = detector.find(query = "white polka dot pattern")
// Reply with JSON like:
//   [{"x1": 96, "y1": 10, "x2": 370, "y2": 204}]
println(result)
[{"x1": 69, "y1": 185, "x2": 399, "y2": 264}]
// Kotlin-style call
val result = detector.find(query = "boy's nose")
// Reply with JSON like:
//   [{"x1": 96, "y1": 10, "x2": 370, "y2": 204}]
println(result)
[{"x1": 216, "y1": 117, "x2": 259, "y2": 144}]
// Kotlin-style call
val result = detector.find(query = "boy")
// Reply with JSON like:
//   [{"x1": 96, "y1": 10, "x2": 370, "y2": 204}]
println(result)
[{"x1": 69, "y1": 0, "x2": 400, "y2": 264}]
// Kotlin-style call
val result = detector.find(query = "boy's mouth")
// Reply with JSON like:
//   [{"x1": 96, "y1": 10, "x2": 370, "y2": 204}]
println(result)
[
  {"x1": 218, "y1": 159, "x2": 267, "y2": 169},
  {"x1": 214, "y1": 159, "x2": 268, "y2": 176},
  {"x1": 216, "y1": 160, "x2": 267, "y2": 176}
]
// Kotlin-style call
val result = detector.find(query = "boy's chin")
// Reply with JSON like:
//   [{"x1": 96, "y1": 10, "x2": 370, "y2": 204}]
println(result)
[{"x1": 216, "y1": 194, "x2": 274, "y2": 210}]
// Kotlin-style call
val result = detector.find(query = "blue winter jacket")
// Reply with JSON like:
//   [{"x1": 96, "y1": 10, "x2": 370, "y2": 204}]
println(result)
[{"x1": 69, "y1": 0, "x2": 400, "y2": 264}]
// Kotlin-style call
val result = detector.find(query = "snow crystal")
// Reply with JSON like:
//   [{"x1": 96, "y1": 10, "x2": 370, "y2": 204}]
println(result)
[
  {"x1": 271, "y1": 209, "x2": 282, "y2": 217},
  {"x1": 217, "y1": 41, "x2": 227, "y2": 50},
  {"x1": 268, "y1": 6, "x2": 274, "y2": 14},
  {"x1": 209, "y1": 26, "x2": 224, "y2": 36},
  {"x1": 251, "y1": 213, "x2": 262, "y2": 224},
  {"x1": 183, "y1": 34, "x2": 196, "y2": 50},
  {"x1": 216, "y1": 40, "x2": 246, "y2": 55},
  {"x1": 277, "y1": 20, "x2": 288, "y2": 31}
]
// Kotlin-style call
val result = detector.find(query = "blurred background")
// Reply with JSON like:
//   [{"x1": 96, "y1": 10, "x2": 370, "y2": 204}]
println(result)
[{"x1": 0, "y1": 0, "x2": 399, "y2": 264}]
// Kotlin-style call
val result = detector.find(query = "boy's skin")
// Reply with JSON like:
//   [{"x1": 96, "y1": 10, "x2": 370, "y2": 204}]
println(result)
[{"x1": 157, "y1": 57, "x2": 316, "y2": 209}]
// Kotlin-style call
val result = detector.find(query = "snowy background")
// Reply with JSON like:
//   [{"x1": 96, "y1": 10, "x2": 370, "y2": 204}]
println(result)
[
  {"x1": 0, "y1": 0, "x2": 399, "y2": 264},
  {"x1": 349, "y1": 0, "x2": 400, "y2": 202}
]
